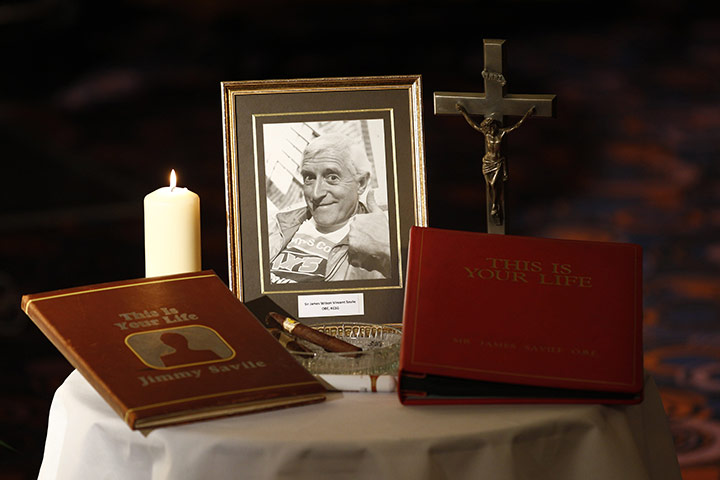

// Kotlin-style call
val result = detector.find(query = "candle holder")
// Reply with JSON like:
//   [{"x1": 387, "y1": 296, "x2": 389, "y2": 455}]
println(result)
[{"x1": 289, "y1": 322, "x2": 401, "y2": 375}]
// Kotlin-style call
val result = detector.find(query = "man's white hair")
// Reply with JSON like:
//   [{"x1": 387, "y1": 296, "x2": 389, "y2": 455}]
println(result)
[{"x1": 302, "y1": 133, "x2": 372, "y2": 178}]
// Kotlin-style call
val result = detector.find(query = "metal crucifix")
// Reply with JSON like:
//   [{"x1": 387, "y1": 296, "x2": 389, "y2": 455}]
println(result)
[{"x1": 434, "y1": 39, "x2": 556, "y2": 234}]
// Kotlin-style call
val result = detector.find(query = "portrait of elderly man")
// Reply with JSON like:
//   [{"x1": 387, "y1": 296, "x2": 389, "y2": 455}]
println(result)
[{"x1": 268, "y1": 133, "x2": 391, "y2": 283}]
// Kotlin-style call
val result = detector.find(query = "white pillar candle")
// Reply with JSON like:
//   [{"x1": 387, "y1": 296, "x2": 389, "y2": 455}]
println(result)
[{"x1": 144, "y1": 169, "x2": 201, "y2": 277}]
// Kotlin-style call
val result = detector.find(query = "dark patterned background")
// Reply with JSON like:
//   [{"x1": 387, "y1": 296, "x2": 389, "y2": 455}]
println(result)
[{"x1": 1, "y1": 1, "x2": 718, "y2": 478}]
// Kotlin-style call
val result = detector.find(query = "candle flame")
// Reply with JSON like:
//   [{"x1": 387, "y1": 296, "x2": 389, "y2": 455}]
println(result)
[{"x1": 169, "y1": 169, "x2": 177, "y2": 190}]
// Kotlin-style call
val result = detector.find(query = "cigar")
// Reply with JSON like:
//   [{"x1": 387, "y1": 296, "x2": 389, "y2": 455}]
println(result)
[
  {"x1": 268, "y1": 328, "x2": 313, "y2": 353},
  {"x1": 266, "y1": 312, "x2": 362, "y2": 353}
]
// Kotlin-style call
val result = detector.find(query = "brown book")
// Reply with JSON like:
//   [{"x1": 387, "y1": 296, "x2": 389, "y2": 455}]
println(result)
[{"x1": 21, "y1": 270, "x2": 326, "y2": 430}]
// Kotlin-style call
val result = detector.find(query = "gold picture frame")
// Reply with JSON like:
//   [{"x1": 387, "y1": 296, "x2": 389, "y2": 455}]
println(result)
[{"x1": 221, "y1": 75, "x2": 427, "y2": 325}]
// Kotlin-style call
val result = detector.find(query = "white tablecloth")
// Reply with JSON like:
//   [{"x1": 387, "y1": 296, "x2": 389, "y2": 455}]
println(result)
[{"x1": 39, "y1": 370, "x2": 681, "y2": 480}]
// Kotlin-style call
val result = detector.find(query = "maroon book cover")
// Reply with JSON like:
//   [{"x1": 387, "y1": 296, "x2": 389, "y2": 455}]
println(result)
[
  {"x1": 399, "y1": 227, "x2": 643, "y2": 405},
  {"x1": 22, "y1": 271, "x2": 325, "y2": 429}
]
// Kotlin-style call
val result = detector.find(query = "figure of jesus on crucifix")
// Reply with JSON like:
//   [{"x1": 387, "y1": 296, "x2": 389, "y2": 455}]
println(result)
[
  {"x1": 456, "y1": 103, "x2": 536, "y2": 225},
  {"x1": 434, "y1": 38, "x2": 556, "y2": 234}
]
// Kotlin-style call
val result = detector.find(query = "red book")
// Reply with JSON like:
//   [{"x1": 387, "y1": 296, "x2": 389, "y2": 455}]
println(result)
[
  {"x1": 21, "y1": 271, "x2": 326, "y2": 429},
  {"x1": 399, "y1": 227, "x2": 643, "y2": 405}
]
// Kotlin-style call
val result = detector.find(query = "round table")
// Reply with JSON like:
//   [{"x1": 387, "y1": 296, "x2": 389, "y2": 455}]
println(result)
[{"x1": 38, "y1": 370, "x2": 681, "y2": 480}]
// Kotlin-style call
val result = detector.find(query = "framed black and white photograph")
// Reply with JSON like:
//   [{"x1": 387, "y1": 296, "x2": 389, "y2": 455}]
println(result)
[{"x1": 222, "y1": 76, "x2": 426, "y2": 325}]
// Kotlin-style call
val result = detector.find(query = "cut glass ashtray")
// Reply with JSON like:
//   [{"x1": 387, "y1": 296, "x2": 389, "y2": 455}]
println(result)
[{"x1": 291, "y1": 322, "x2": 401, "y2": 375}]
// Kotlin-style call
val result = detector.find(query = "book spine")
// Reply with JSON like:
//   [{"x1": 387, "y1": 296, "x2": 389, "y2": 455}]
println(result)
[{"x1": 399, "y1": 227, "x2": 423, "y2": 369}]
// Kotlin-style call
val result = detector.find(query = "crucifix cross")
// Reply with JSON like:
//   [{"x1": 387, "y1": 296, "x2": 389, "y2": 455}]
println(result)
[{"x1": 434, "y1": 38, "x2": 556, "y2": 234}]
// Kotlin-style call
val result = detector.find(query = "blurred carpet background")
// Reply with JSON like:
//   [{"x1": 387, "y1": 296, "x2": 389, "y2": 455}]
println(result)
[{"x1": 1, "y1": 1, "x2": 718, "y2": 478}]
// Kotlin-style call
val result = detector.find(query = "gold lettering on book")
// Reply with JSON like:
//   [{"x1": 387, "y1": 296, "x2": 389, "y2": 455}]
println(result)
[
  {"x1": 459, "y1": 339, "x2": 517, "y2": 349},
  {"x1": 137, "y1": 361, "x2": 269, "y2": 387},
  {"x1": 463, "y1": 267, "x2": 529, "y2": 283},
  {"x1": 451, "y1": 338, "x2": 598, "y2": 358},
  {"x1": 138, "y1": 369, "x2": 202, "y2": 387},
  {"x1": 523, "y1": 344, "x2": 564, "y2": 354},
  {"x1": 486, "y1": 258, "x2": 543, "y2": 272},
  {"x1": 570, "y1": 347, "x2": 598, "y2": 357},
  {"x1": 522, "y1": 343, "x2": 599, "y2": 358},
  {"x1": 464, "y1": 257, "x2": 592, "y2": 288},
  {"x1": 478, "y1": 339, "x2": 517, "y2": 349},
  {"x1": 118, "y1": 309, "x2": 159, "y2": 320},
  {"x1": 162, "y1": 312, "x2": 198, "y2": 324},
  {"x1": 115, "y1": 318, "x2": 161, "y2": 330},
  {"x1": 208, "y1": 360, "x2": 267, "y2": 374},
  {"x1": 538, "y1": 273, "x2": 592, "y2": 288},
  {"x1": 115, "y1": 306, "x2": 199, "y2": 330}
]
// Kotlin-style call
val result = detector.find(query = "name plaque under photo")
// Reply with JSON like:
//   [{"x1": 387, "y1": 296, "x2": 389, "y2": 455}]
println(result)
[{"x1": 297, "y1": 292, "x2": 365, "y2": 318}]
